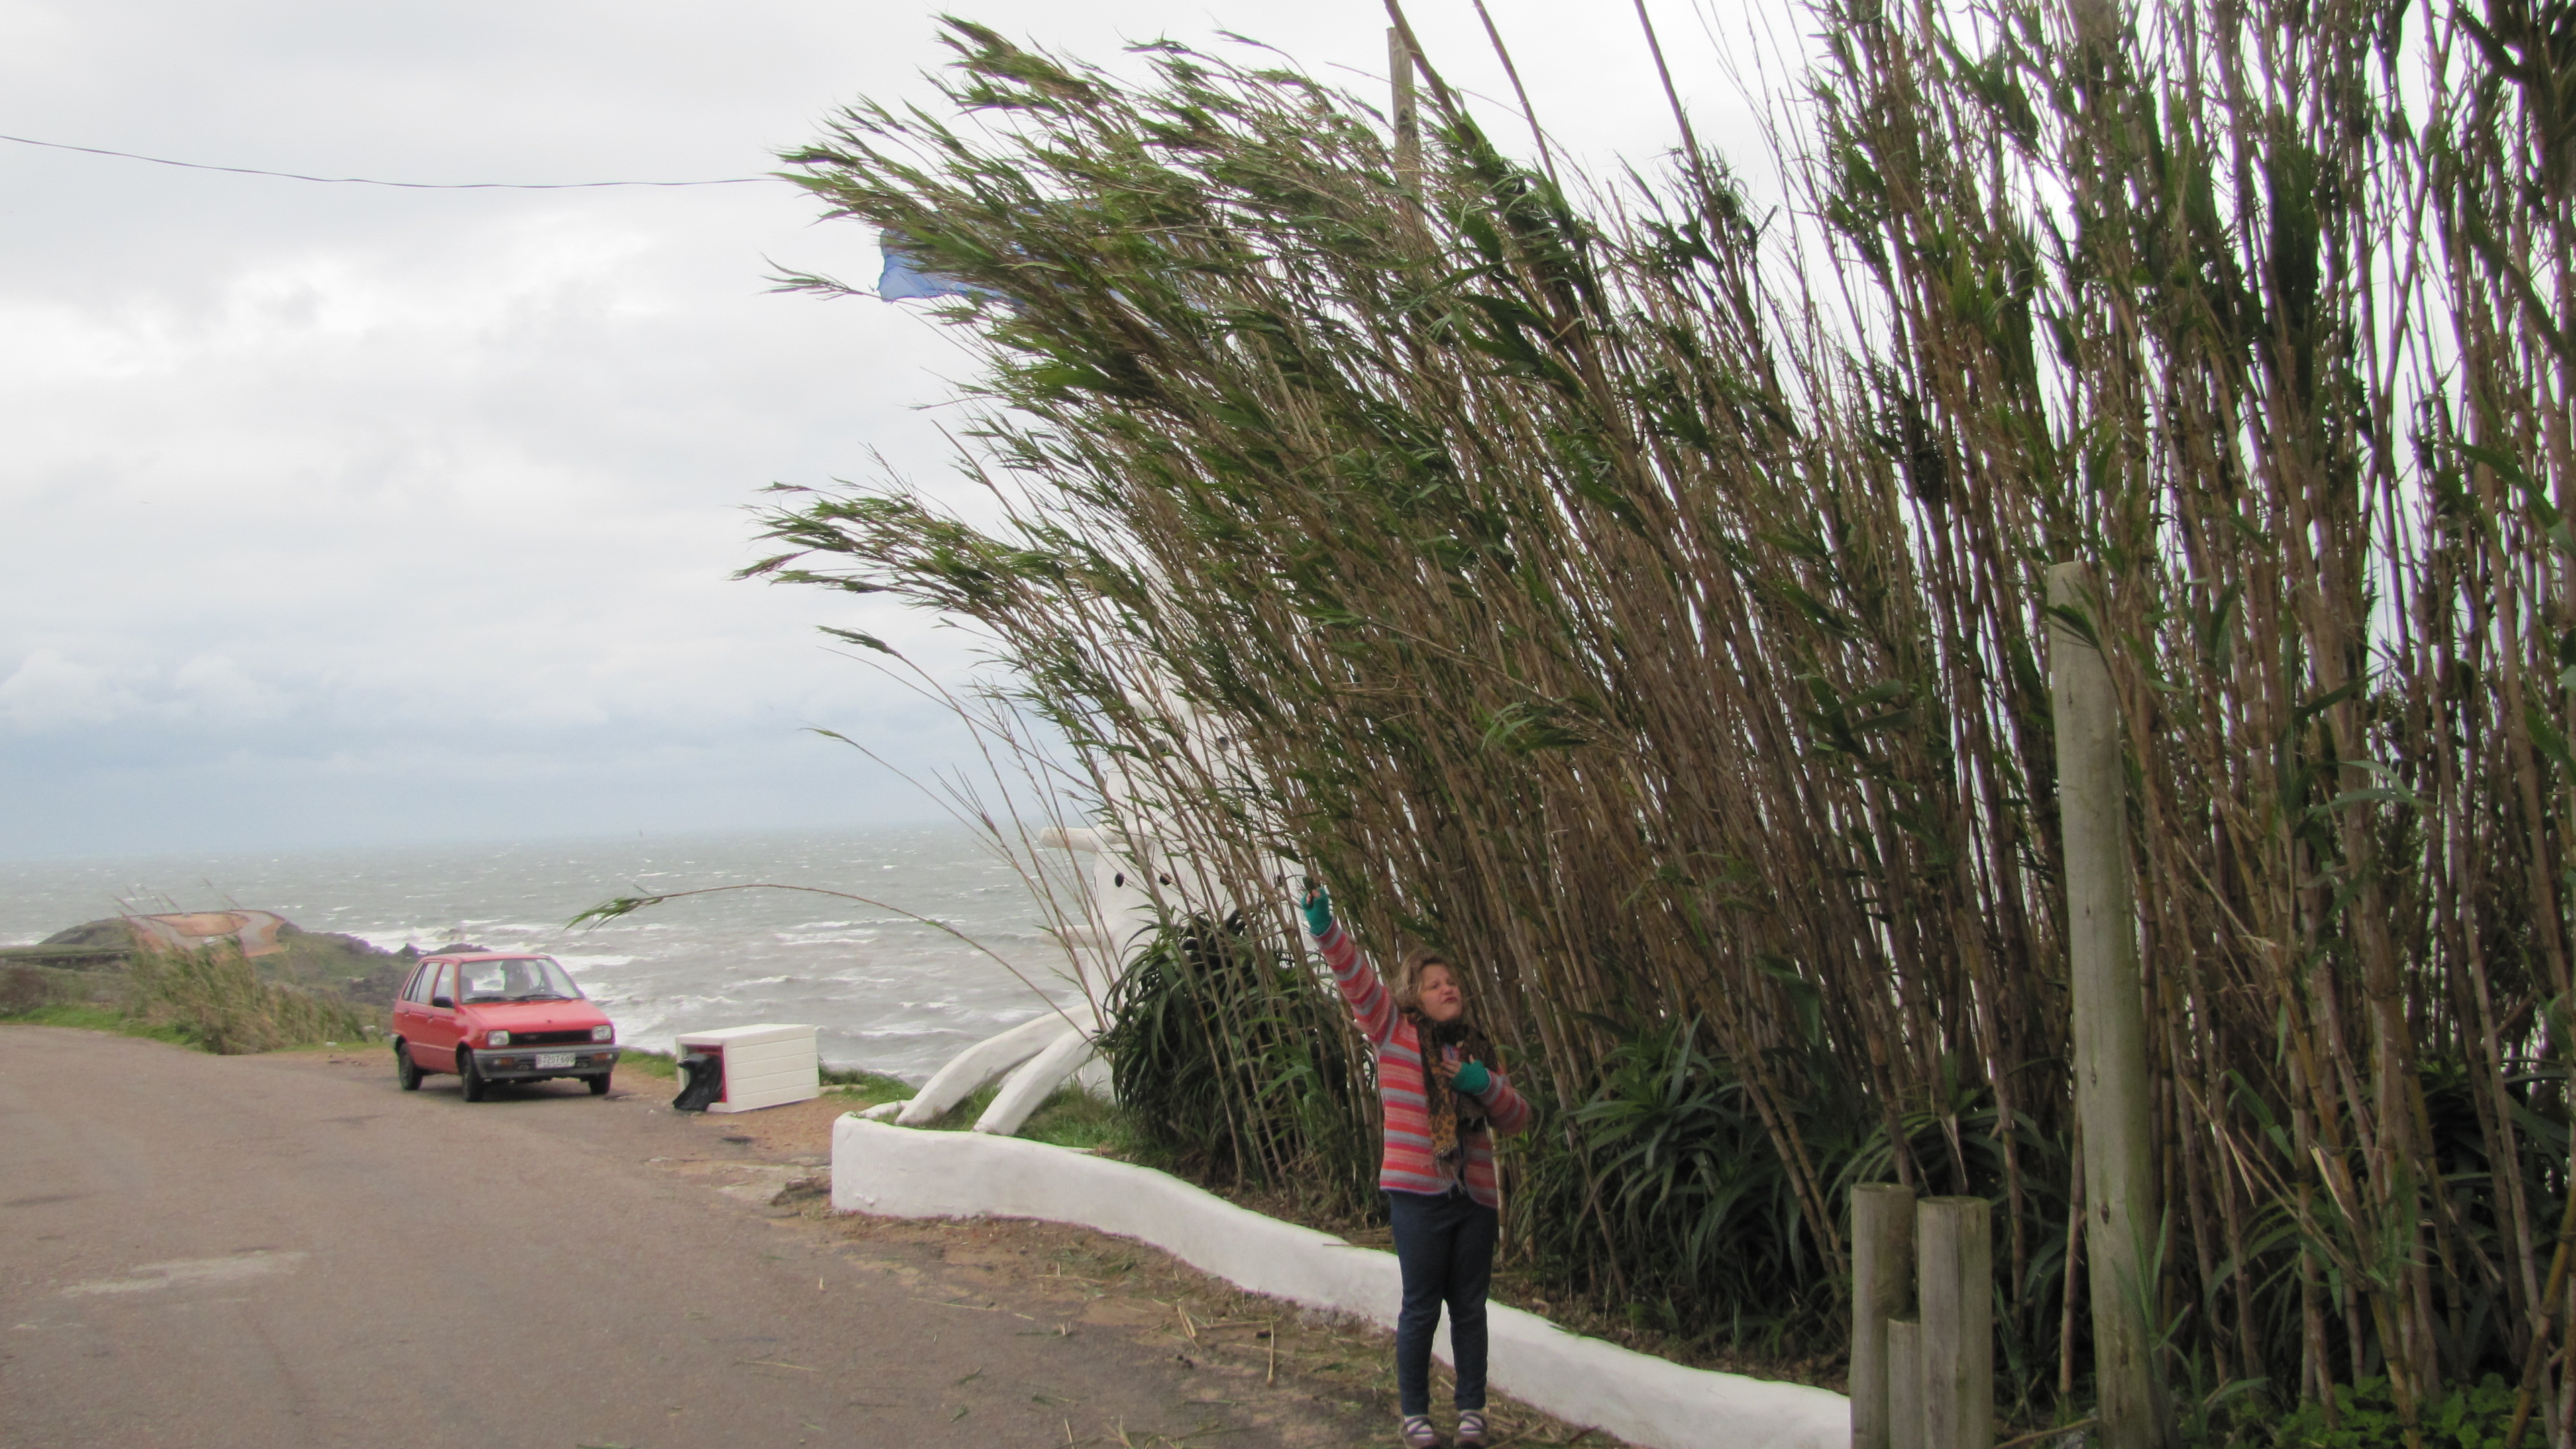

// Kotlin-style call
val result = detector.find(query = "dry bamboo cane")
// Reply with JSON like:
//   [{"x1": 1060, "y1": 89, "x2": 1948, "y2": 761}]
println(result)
[{"x1": 2506, "y1": 1092, "x2": 2576, "y2": 1448}]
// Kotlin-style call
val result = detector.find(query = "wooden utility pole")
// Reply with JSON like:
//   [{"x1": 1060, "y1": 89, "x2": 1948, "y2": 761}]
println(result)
[
  {"x1": 2048, "y1": 563, "x2": 2165, "y2": 1448},
  {"x1": 1387, "y1": 27, "x2": 1421, "y2": 207},
  {"x1": 1852, "y1": 1183, "x2": 1918, "y2": 1449}
]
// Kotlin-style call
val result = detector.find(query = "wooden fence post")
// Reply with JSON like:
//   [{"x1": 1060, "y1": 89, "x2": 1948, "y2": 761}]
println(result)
[
  {"x1": 1888, "y1": 1317, "x2": 1927, "y2": 1449},
  {"x1": 1919, "y1": 1196, "x2": 1993, "y2": 1449},
  {"x1": 2047, "y1": 563, "x2": 2164, "y2": 1448},
  {"x1": 1854, "y1": 1183, "x2": 1919, "y2": 1449}
]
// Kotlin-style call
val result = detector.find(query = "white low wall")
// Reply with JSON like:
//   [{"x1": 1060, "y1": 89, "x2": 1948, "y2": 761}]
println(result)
[{"x1": 831, "y1": 1117, "x2": 1849, "y2": 1449}]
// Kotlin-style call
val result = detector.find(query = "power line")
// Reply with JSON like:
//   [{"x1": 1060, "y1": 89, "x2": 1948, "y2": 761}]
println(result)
[{"x1": 0, "y1": 132, "x2": 770, "y2": 189}]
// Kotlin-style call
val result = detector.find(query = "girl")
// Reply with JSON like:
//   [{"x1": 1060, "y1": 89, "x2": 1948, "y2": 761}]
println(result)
[{"x1": 1302, "y1": 883, "x2": 1529, "y2": 1448}]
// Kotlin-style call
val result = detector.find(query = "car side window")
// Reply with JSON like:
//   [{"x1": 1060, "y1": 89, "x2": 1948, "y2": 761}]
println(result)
[
  {"x1": 427, "y1": 963, "x2": 453, "y2": 1006},
  {"x1": 402, "y1": 964, "x2": 432, "y2": 1004}
]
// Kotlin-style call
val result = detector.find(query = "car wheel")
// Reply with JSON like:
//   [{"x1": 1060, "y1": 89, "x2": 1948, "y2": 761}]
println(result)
[
  {"x1": 586, "y1": 1073, "x2": 612, "y2": 1096},
  {"x1": 457, "y1": 1048, "x2": 487, "y2": 1102},
  {"x1": 395, "y1": 1041, "x2": 423, "y2": 1091}
]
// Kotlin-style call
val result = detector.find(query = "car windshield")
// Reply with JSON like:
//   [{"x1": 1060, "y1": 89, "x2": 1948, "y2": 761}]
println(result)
[{"x1": 456, "y1": 957, "x2": 584, "y2": 1004}]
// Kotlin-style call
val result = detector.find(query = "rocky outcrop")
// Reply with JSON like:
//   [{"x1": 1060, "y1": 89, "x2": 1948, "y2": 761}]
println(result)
[{"x1": 4, "y1": 916, "x2": 411, "y2": 1006}]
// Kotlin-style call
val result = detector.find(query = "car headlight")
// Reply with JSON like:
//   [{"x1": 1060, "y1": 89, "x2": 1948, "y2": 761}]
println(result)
[
  {"x1": 487, "y1": 1030, "x2": 511, "y2": 1046},
  {"x1": 591, "y1": 1025, "x2": 614, "y2": 1042}
]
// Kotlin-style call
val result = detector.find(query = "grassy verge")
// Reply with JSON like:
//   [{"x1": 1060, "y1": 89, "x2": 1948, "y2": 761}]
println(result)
[
  {"x1": 923, "y1": 1080, "x2": 1142, "y2": 1155},
  {"x1": 2, "y1": 951, "x2": 376, "y2": 1057},
  {"x1": 0, "y1": 1001, "x2": 202, "y2": 1047},
  {"x1": 1015, "y1": 1087, "x2": 1142, "y2": 1154},
  {"x1": 839, "y1": 1069, "x2": 1143, "y2": 1157},
  {"x1": 616, "y1": 1046, "x2": 680, "y2": 1079},
  {"x1": 123, "y1": 946, "x2": 373, "y2": 1054},
  {"x1": 818, "y1": 1064, "x2": 912, "y2": 1110}
]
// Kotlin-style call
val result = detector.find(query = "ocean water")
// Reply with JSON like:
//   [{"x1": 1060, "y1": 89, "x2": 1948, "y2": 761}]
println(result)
[{"x1": 0, "y1": 826, "x2": 1085, "y2": 1080}]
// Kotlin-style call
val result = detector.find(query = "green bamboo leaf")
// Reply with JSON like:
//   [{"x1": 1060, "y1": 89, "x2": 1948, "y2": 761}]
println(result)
[
  {"x1": 2526, "y1": 703, "x2": 2576, "y2": 780},
  {"x1": 816, "y1": 627, "x2": 900, "y2": 655}
]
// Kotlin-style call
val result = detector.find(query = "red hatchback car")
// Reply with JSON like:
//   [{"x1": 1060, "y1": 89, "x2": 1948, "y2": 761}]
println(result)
[{"x1": 390, "y1": 951, "x2": 621, "y2": 1101}]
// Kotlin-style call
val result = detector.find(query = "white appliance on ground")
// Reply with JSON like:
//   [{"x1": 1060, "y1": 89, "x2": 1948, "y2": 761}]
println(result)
[{"x1": 674, "y1": 1022, "x2": 820, "y2": 1113}]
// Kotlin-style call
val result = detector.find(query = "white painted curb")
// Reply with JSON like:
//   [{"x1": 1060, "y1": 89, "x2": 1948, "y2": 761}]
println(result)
[{"x1": 831, "y1": 1116, "x2": 1849, "y2": 1449}]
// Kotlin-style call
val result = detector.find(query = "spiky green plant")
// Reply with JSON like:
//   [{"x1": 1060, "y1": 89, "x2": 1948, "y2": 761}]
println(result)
[{"x1": 1095, "y1": 916, "x2": 1376, "y2": 1218}]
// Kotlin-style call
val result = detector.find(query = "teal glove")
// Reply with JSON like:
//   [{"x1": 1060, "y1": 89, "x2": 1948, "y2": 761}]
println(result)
[
  {"x1": 1299, "y1": 883, "x2": 1334, "y2": 938},
  {"x1": 1452, "y1": 1059, "x2": 1491, "y2": 1095}
]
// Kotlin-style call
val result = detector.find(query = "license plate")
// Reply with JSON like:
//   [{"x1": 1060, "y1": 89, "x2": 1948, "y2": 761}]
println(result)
[{"x1": 534, "y1": 1052, "x2": 575, "y2": 1069}]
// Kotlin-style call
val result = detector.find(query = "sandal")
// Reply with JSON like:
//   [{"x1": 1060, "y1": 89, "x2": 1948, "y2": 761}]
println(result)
[
  {"x1": 1399, "y1": 1414, "x2": 1441, "y2": 1448},
  {"x1": 1456, "y1": 1410, "x2": 1489, "y2": 1446}
]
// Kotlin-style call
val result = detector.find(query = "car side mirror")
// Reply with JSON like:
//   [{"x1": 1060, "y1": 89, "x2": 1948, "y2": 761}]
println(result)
[{"x1": 431, "y1": 996, "x2": 454, "y2": 1009}]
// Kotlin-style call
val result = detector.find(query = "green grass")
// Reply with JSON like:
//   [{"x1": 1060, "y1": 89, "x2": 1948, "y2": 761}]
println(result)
[
  {"x1": 918, "y1": 1081, "x2": 998, "y2": 1127},
  {"x1": 820, "y1": 1065, "x2": 914, "y2": 1111},
  {"x1": 1, "y1": 1001, "x2": 205, "y2": 1047},
  {"x1": 912, "y1": 1080, "x2": 1138, "y2": 1152},
  {"x1": 1014, "y1": 1086, "x2": 1141, "y2": 1153},
  {"x1": 616, "y1": 1046, "x2": 680, "y2": 1079}
]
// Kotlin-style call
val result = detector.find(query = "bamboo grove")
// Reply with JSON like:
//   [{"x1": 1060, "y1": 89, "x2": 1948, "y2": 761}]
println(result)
[{"x1": 758, "y1": 0, "x2": 2575, "y2": 1430}]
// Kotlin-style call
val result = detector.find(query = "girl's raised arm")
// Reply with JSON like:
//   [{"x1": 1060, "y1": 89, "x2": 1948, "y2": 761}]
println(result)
[{"x1": 1302, "y1": 885, "x2": 1397, "y2": 1046}]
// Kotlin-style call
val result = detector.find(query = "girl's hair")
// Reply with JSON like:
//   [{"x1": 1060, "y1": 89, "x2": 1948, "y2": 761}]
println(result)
[
  {"x1": 1395, "y1": 948, "x2": 1500, "y2": 1071},
  {"x1": 1391, "y1": 947, "x2": 1460, "y2": 1015}
]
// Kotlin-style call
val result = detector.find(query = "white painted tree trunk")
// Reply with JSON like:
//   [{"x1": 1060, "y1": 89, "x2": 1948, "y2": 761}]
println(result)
[
  {"x1": 893, "y1": 1012, "x2": 1083, "y2": 1126},
  {"x1": 973, "y1": 1018, "x2": 1102, "y2": 1134}
]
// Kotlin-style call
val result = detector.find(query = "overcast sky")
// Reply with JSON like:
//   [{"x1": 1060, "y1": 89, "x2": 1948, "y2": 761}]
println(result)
[{"x1": 0, "y1": 0, "x2": 1799, "y2": 860}]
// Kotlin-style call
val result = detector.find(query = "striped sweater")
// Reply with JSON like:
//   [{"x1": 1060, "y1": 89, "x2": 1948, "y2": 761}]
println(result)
[{"x1": 1315, "y1": 916, "x2": 1531, "y2": 1206}]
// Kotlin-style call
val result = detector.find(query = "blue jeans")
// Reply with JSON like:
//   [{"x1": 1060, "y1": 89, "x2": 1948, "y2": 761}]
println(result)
[{"x1": 1387, "y1": 1185, "x2": 1497, "y2": 1416}]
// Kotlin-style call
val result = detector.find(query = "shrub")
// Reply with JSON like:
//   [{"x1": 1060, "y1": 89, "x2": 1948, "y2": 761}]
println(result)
[
  {"x1": 125, "y1": 945, "x2": 372, "y2": 1055},
  {"x1": 0, "y1": 965, "x2": 58, "y2": 1016},
  {"x1": 1095, "y1": 918, "x2": 1376, "y2": 1220}
]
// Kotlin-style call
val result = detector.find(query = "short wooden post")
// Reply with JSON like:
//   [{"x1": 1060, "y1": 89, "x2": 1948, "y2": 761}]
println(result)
[
  {"x1": 1919, "y1": 1196, "x2": 1993, "y2": 1449},
  {"x1": 1853, "y1": 1183, "x2": 1919, "y2": 1449},
  {"x1": 2048, "y1": 563, "x2": 2164, "y2": 1448},
  {"x1": 1888, "y1": 1318, "x2": 1927, "y2": 1449}
]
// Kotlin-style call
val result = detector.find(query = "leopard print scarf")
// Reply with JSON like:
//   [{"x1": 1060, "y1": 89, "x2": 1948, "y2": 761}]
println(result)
[{"x1": 1407, "y1": 1012, "x2": 1491, "y2": 1173}]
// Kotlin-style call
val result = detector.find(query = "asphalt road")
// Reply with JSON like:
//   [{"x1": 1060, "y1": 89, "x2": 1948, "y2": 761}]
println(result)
[{"x1": 0, "y1": 1026, "x2": 1345, "y2": 1449}]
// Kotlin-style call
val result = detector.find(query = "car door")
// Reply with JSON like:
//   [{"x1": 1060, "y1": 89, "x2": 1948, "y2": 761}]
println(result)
[
  {"x1": 392, "y1": 962, "x2": 426, "y2": 1051},
  {"x1": 417, "y1": 962, "x2": 462, "y2": 1070},
  {"x1": 388, "y1": 964, "x2": 415, "y2": 1041}
]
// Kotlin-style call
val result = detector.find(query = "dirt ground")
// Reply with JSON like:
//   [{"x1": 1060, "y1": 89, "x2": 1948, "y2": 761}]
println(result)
[
  {"x1": 617, "y1": 1063, "x2": 1624, "y2": 1448},
  {"x1": 4, "y1": 1028, "x2": 1623, "y2": 1449}
]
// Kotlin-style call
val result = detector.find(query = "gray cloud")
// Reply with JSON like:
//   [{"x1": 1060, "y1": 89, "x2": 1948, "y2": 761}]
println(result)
[{"x1": 0, "y1": 1, "x2": 1778, "y2": 859}]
